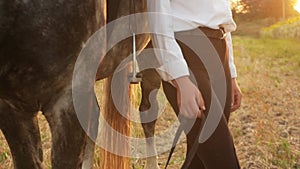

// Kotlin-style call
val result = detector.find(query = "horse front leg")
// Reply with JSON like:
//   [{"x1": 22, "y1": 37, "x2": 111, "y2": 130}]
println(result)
[
  {"x1": 139, "y1": 69, "x2": 161, "y2": 169},
  {"x1": 44, "y1": 88, "x2": 99, "y2": 169},
  {"x1": 0, "y1": 100, "x2": 43, "y2": 169}
]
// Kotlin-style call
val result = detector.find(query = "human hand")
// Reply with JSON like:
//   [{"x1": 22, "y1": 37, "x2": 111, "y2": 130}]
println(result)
[
  {"x1": 231, "y1": 78, "x2": 242, "y2": 112},
  {"x1": 172, "y1": 76, "x2": 205, "y2": 119}
]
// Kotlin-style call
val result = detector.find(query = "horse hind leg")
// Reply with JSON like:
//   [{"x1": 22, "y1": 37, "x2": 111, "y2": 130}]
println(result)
[
  {"x1": 139, "y1": 69, "x2": 161, "y2": 169},
  {"x1": 0, "y1": 100, "x2": 43, "y2": 169}
]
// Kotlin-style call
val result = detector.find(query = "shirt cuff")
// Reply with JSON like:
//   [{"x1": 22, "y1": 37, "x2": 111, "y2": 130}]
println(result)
[
  {"x1": 156, "y1": 59, "x2": 190, "y2": 81},
  {"x1": 229, "y1": 63, "x2": 237, "y2": 78}
]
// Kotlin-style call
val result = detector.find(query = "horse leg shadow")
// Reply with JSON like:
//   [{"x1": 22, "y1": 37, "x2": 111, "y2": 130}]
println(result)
[
  {"x1": 139, "y1": 69, "x2": 161, "y2": 169},
  {"x1": 0, "y1": 100, "x2": 43, "y2": 169}
]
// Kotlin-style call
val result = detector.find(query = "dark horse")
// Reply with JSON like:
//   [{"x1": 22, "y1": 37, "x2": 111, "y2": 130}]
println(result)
[{"x1": 0, "y1": 0, "x2": 159, "y2": 168}]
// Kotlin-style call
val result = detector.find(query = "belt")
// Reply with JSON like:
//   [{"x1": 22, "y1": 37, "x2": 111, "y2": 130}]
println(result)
[
  {"x1": 177, "y1": 27, "x2": 226, "y2": 39},
  {"x1": 198, "y1": 27, "x2": 227, "y2": 39}
]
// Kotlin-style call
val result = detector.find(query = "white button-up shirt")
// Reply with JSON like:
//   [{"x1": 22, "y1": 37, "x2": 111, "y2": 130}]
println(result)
[{"x1": 147, "y1": 0, "x2": 237, "y2": 81}]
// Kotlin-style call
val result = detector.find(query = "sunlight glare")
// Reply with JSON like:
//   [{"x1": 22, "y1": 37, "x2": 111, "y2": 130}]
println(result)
[
  {"x1": 230, "y1": 0, "x2": 244, "y2": 13},
  {"x1": 295, "y1": 0, "x2": 300, "y2": 14}
]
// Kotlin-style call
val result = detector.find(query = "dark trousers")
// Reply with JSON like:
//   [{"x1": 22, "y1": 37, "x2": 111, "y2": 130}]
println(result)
[{"x1": 161, "y1": 27, "x2": 241, "y2": 169}]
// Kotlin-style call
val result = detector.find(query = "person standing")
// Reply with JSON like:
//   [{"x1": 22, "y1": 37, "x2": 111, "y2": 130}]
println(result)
[{"x1": 147, "y1": 0, "x2": 242, "y2": 168}]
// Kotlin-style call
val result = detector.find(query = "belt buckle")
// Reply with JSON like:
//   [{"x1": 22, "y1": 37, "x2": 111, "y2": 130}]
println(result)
[{"x1": 220, "y1": 27, "x2": 226, "y2": 39}]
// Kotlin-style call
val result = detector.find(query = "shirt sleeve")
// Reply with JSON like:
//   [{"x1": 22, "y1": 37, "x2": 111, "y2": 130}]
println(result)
[
  {"x1": 147, "y1": 0, "x2": 190, "y2": 81},
  {"x1": 225, "y1": 32, "x2": 237, "y2": 78}
]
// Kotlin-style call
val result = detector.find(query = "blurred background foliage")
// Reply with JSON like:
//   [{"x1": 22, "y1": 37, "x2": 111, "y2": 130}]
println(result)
[{"x1": 231, "y1": 0, "x2": 300, "y2": 40}]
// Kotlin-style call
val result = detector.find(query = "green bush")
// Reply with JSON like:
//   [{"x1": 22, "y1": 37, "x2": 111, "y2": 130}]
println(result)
[{"x1": 260, "y1": 16, "x2": 300, "y2": 40}]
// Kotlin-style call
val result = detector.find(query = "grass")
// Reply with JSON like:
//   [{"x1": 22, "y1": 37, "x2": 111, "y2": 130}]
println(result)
[
  {"x1": 0, "y1": 35, "x2": 300, "y2": 168},
  {"x1": 260, "y1": 16, "x2": 300, "y2": 40},
  {"x1": 230, "y1": 36, "x2": 300, "y2": 169},
  {"x1": 232, "y1": 18, "x2": 278, "y2": 37}
]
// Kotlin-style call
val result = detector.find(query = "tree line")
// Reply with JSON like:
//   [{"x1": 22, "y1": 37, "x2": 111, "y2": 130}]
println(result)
[{"x1": 232, "y1": 0, "x2": 299, "y2": 20}]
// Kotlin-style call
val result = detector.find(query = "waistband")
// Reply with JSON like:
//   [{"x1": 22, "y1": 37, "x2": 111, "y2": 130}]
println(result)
[
  {"x1": 198, "y1": 27, "x2": 226, "y2": 39},
  {"x1": 177, "y1": 27, "x2": 226, "y2": 39}
]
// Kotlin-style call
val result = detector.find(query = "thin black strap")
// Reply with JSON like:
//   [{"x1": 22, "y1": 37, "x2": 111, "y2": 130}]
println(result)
[
  {"x1": 164, "y1": 120, "x2": 185, "y2": 169},
  {"x1": 181, "y1": 115, "x2": 206, "y2": 169},
  {"x1": 164, "y1": 115, "x2": 206, "y2": 169}
]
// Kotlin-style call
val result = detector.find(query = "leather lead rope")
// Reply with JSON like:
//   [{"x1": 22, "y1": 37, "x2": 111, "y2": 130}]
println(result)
[{"x1": 165, "y1": 115, "x2": 206, "y2": 169}]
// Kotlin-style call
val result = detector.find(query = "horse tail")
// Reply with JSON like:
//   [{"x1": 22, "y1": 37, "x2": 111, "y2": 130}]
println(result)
[{"x1": 100, "y1": 75, "x2": 131, "y2": 169}]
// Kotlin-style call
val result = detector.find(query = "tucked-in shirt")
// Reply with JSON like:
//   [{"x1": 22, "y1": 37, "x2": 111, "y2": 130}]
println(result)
[{"x1": 147, "y1": 0, "x2": 237, "y2": 81}]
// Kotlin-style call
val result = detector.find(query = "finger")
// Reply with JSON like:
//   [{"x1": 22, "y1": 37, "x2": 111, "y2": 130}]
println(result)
[
  {"x1": 230, "y1": 97, "x2": 238, "y2": 112},
  {"x1": 231, "y1": 104, "x2": 238, "y2": 112},
  {"x1": 194, "y1": 95, "x2": 204, "y2": 118},
  {"x1": 190, "y1": 102, "x2": 200, "y2": 119},
  {"x1": 191, "y1": 100, "x2": 202, "y2": 118},
  {"x1": 236, "y1": 92, "x2": 242, "y2": 109},
  {"x1": 196, "y1": 92, "x2": 206, "y2": 111},
  {"x1": 231, "y1": 89, "x2": 234, "y2": 107},
  {"x1": 197, "y1": 109, "x2": 202, "y2": 118},
  {"x1": 231, "y1": 93, "x2": 242, "y2": 112}
]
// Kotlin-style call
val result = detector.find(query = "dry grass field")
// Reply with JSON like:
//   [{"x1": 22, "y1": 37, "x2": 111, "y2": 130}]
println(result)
[{"x1": 0, "y1": 35, "x2": 299, "y2": 169}]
